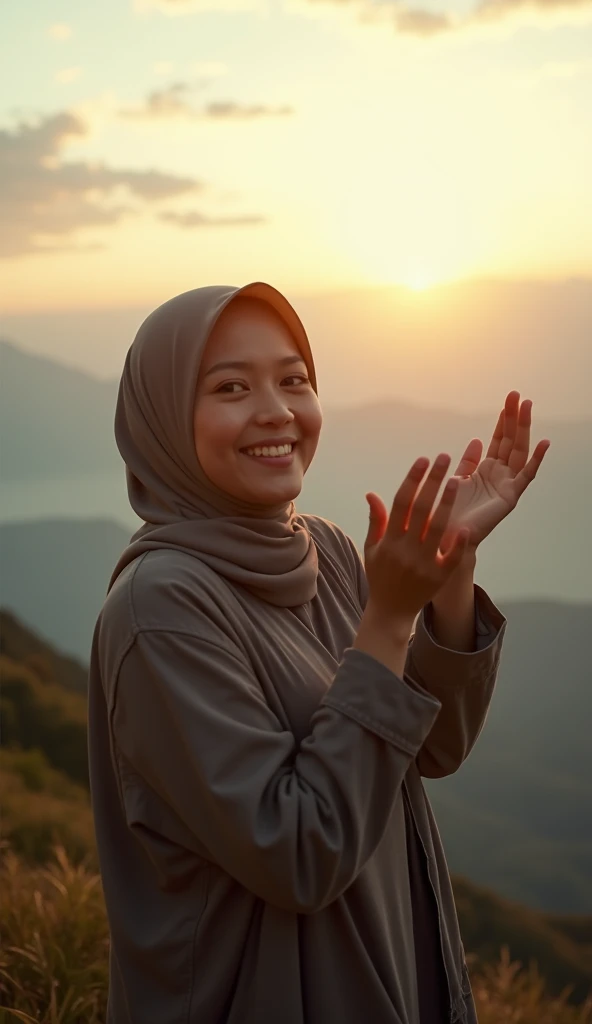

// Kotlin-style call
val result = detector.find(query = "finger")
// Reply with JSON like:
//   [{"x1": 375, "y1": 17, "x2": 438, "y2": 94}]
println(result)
[
  {"x1": 365, "y1": 492, "x2": 389, "y2": 549},
  {"x1": 406, "y1": 454, "x2": 452, "y2": 542},
  {"x1": 486, "y1": 409, "x2": 505, "y2": 459},
  {"x1": 511, "y1": 439, "x2": 551, "y2": 500},
  {"x1": 498, "y1": 391, "x2": 521, "y2": 464},
  {"x1": 507, "y1": 398, "x2": 532, "y2": 475},
  {"x1": 386, "y1": 457, "x2": 431, "y2": 537},
  {"x1": 453, "y1": 438, "x2": 483, "y2": 477},
  {"x1": 421, "y1": 476, "x2": 460, "y2": 559}
]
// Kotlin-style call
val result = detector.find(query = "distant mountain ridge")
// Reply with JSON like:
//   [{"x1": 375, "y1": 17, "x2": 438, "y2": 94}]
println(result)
[
  {"x1": 1, "y1": 338, "x2": 590, "y2": 601},
  {"x1": 0, "y1": 338, "x2": 119, "y2": 481},
  {"x1": 0, "y1": 518, "x2": 129, "y2": 660}
]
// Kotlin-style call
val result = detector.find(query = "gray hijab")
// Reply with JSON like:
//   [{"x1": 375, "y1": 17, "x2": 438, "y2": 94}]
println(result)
[{"x1": 108, "y1": 282, "x2": 319, "y2": 607}]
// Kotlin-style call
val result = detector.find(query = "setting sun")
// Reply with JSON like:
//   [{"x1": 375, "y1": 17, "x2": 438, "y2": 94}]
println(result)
[{"x1": 401, "y1": 272, "x2": 435, "y2": 292}]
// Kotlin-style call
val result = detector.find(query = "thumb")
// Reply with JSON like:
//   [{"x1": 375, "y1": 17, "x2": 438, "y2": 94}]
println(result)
[{"x1": 365, "y1": 492, "x2": 387, "y2": 550}]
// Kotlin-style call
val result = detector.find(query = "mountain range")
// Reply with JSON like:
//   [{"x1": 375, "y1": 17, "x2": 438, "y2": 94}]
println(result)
[{"x1": 1, "y1": 337, "x2": 590, "y2": 602}]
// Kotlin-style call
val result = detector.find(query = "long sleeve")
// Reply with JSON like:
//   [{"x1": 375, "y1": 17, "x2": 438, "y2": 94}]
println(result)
[
  {"x1": 344, "y1": 530, "x2": 507, "y2": 780},
  {"x1": 404, "y1": 585, "x2": 507, "y2": 778},
  {"x1": 110, "y1": 629, "x2": 443, "y2": 915}
]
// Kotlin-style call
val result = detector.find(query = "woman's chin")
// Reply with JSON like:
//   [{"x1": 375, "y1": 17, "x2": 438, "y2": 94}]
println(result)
[
  {"x1": 238, "y1": 474, "x2": 303, "y2": 506},
  {"x1": 251, "y1": 484, "x2": 301, "y2": 505}
]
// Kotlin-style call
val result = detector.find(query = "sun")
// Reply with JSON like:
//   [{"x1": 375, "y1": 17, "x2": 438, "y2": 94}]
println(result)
[{"x1": 400, "y1": 272, "x2": 434, "y2": 292}]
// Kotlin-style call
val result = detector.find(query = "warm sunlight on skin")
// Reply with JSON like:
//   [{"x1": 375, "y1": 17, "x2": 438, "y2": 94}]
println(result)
[{"x1": 193, "y1": 297, "x2": 323, "y2": 508}]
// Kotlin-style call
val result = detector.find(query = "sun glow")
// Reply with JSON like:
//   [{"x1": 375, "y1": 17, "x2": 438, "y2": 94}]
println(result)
[{"x1": 400, "y1": 272, "x2": 435, "y2": 292}]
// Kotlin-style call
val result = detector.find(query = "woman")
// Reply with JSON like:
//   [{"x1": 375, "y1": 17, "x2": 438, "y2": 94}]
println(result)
[{"x1": 88, "y1": 281, "x2": 550, "y2": 1024}]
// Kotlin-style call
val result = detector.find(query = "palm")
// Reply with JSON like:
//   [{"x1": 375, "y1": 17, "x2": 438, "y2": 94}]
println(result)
[{"x1": 440, "y1": 391, "x2": 550, "y2": 551}]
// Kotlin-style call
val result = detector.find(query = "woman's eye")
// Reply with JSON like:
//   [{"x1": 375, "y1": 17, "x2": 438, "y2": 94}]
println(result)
[{"x1": 216, "y1": 375, "x2": 309, "y2": 394}]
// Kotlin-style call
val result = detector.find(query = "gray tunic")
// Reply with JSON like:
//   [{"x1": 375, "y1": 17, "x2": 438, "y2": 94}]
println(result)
[{"x1": 88, "y1": 513, "x2": 506, "y2": 1023}]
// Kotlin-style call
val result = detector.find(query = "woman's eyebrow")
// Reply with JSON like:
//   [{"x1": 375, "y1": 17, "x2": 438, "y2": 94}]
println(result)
[{"x1": 203, "y1": 355, "x2": 306, "y2": 378}]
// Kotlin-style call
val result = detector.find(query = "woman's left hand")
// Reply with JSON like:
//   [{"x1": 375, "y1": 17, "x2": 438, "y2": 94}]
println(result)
[{"x1": 439, "y1": 390, "x2": 551, "y2": 553}]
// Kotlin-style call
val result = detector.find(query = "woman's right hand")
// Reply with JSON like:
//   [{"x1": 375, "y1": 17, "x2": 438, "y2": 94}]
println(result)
[{"x1": 363, "y1": 454, "x2": 470, "y2": 629}]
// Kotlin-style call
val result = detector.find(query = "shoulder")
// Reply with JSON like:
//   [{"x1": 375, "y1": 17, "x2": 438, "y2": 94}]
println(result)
[
  {"x1": 99, "y1": 548, "x2": 235, "y2": 654},
  {"x1": 94, "y1": 550, "x2": 250, "y2": 720}
]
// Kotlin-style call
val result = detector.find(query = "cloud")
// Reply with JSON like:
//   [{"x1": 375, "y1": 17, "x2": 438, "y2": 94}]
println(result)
[
  {"x1": 395, "y1": 9, "x2": 452, "y2": 36},
  {"x1": 119, "y1": 82, "x2": 201, "y2": 119},
  {"x1": 204, "y1": 101, "x2": 294, "y2": 119},
  {"x1": 55, "y1": 67, "x2": 83, "y2": 84},
  {"x1": 300, "y1": 0, "x2": 592, "y2": 37},
  {"x1": 159, "y1": 210, "x2": 267, "y2": 227},
  {"x1": 477, "y1": 0, "x2": 592, "y2": 17},
  {"x1": 119, "y1": 84, "x2": 294, "y2": 120},
  {"x1": 0, "y1": 111, "x2": 203, "y2": 258},
  {"x1": 48, "y1": 23, "x2": 73, "y2": 40}
]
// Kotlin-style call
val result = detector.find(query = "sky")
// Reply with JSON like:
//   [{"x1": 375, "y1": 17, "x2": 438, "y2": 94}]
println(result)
[{"x1": 2, "y1": 0, "x2": 592, "y2": 320}]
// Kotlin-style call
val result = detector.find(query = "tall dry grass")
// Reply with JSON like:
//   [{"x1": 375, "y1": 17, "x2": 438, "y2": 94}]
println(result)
[
  {"x1": 0, "y1": 846, "x2": 108, "y2": 1023},
  {"x1": 1, "y1": 845, "x2": 591, "y2": 1023}
]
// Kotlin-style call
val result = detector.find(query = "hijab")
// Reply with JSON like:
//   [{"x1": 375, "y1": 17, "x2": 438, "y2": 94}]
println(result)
[{"x1": 107, "y1": 282, "x2": 320, "y2": 608}]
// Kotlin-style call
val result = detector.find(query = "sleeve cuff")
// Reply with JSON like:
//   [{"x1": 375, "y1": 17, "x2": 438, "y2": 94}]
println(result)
[
  {"x1": 408, "y1": 584, "x2": 507, "y2": 689},
  {"x1": 322, "y1": 646, "x2": 442, "y2": 757}
]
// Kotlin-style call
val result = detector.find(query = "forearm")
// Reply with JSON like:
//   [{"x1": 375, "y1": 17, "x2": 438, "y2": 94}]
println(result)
[{"x1": 429, "y1": 548, "x2": 478, "y2": 652}]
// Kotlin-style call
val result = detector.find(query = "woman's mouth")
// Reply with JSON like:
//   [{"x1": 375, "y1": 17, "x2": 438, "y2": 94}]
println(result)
[{"x1": 239, "y1": 441, "x2": 297, "y2": 468}]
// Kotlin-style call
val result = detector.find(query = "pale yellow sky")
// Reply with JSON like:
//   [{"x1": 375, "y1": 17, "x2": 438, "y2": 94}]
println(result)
[{"x1": 1, "y1": 0, "x2": 592, "y2": 312}]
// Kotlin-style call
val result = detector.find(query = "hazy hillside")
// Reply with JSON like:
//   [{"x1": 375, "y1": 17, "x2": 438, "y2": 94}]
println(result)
[
  {"x1": 0, "y1": 339, "x2": 119, "y2": 480},
  {"x1": 0, "y1": 519, "x2": 130, "y2": 660},
  {"x1": 1, "y1": 339, "x2": 591, "y2": 601},
  {"x1": 1, "y1": 609, "x2": 591, "y2": 1010},
  {"x1": 0, "y1": 605, "x2": 88, "y2": 692},
  {"x1": 428, "y1": 599, "x2": 592, "y2": 913}
]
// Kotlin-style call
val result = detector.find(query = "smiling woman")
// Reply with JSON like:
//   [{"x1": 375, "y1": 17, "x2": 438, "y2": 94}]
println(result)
[{"x1": 88, "y1": 278, "x2": 508, "y2": 1024}]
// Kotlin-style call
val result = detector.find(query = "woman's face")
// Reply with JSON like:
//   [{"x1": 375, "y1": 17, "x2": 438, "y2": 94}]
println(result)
[{"x1": 193, "y1": 298, "x2": 322, "y2": 506}]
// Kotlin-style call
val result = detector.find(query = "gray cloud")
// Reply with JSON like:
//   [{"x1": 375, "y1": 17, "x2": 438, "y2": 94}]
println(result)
[
  {"x1": 0, "y1": 112, "x2": 201, "y2": 257},
  {"x1": 304, "y1": 0, "x2": 592, "y2": 37},
  {"x1": 476, "y1": 0, "x2": 592, "y2": 16},
  {"x1": 120, "y1": 84, "x2": 294, "y2": 121},
  {"x1": 204, "y1": 101, "x2": 294, "y2": 119},
  {"x1": 119, "y1": 82, "x2": 200, "y2": 119},
  {"x1": 395, "y1": 9, "x2": 452, "y2": 35},
  {"x1": 159, "y1": 210, "x2": 267, "y2": 227},
  {"x1": 0, "y1": 111, "x2": 261, "y2": 258}
]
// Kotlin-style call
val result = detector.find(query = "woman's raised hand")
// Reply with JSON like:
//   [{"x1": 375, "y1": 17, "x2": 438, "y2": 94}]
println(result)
[{"x1": 363, "y1": 455, "x2": 470, "y2": 628}]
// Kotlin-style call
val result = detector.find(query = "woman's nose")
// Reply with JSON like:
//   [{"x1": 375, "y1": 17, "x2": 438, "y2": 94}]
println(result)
[{"x1": 254, "y1": 390, "x2": 296, "y2": 421}]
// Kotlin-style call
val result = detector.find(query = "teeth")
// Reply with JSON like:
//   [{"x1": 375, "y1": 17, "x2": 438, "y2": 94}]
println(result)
[{"x1": 244, "y1": 443, "x2": 293, "y2": 457}]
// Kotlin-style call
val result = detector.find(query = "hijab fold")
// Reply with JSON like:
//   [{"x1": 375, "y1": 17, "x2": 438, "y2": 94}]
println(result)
[{"x1": 108, "y1": 282, "x2": 319, "y2": 608}]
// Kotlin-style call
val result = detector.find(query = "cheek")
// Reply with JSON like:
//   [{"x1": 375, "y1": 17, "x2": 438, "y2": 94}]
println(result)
[
  {"x1": 303, "y1": 398, "x2": 323, "y2": 439},
  {"x1": 194, "y1": 407, "x2": 245, "y2": 459}
]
